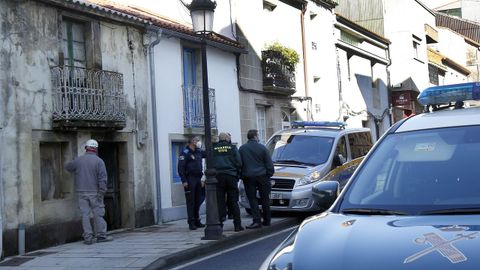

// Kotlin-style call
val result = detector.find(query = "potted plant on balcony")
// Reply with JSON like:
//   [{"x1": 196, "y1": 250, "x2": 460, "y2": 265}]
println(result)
[
  {"x1": 263, "y1": 42, "x2": 300, "y2": 72},
  {"x1": 262, "y1": 42, "x2": 299, "y2": 91}
]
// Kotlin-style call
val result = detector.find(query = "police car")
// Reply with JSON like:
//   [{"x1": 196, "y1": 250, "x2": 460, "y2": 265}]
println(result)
[
  {"x1": 260, "y1": 82, "x2": 480, "y2": 270},
  {"x1": 239, "y1": 122, "x2": 373, "y2": 213}
]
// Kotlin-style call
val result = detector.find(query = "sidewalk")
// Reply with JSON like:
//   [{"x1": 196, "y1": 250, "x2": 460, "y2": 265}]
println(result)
[{"x1": 0, "y1": 210, "x2": 297, "y2": 270}]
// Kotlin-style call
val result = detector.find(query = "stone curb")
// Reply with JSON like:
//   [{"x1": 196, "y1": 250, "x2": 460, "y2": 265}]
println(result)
[{"x1": 144, "y1": 218, "x2": 299, "y2": 270}]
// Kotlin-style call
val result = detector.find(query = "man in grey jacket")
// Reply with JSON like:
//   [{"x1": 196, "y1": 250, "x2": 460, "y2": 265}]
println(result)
[{"x1": 66, "y1": 139, "x2": 112, "y2": 245}]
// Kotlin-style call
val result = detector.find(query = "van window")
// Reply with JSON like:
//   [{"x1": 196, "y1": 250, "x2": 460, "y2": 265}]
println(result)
[
  {"x1": 349, "y1": 132, "x2": 373, "y2": 159},
  {"x1": 332, "y1": 136, "x2": 347, "y2": 168},
  {"x1": 267, "y1": 135, "x2": 334, "y2": 166}
]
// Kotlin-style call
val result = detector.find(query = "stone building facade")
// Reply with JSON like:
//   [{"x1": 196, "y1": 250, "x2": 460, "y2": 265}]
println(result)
[{"x1": 0, "y1": 0, "x2": 154, "y2": 256}]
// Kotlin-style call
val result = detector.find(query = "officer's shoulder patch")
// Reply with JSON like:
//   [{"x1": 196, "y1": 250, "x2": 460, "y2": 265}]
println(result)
[
  {"x1": 183, "y1": 149, "x2": 189, "y2": 154},
  {"x1": 179, "y1": 155, "x2": 185, "y2": 160}
]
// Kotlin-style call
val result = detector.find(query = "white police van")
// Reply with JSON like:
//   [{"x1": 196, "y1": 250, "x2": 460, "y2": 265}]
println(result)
[
  {"x1": 261, "y1": 82, "x2": 480, "y2": 270},
  {"x1": 239, "y1": 121, "x2": 373, "y2": 213}
]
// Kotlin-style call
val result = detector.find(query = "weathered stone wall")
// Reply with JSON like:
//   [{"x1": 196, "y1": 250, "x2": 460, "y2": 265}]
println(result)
[{"x1": 0, "y1": 0, "x2": 154, "y2": 255}]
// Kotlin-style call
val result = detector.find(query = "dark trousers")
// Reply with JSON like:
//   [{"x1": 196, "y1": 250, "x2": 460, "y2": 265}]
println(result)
[
  {"x1": 216, "y1": 174, "x2": 242, "y2": 227},
  {"x1": 184, "y1": 176, "x2": 203, "y2": 225},
  {"x1": 243, "y1": 175, "x2": 271, "y2": 224}
]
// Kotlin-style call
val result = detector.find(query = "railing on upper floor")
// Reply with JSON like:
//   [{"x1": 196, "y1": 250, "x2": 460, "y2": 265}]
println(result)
[
  {"x1": 183, "y1": 85, "x2": 217, "y2": 129},
  {"x1": 262, "y1": 50, "x2": 296, "y2": 95},
  {"x1": 50, "y1": 66, "x2": 126, "y2": 130}
]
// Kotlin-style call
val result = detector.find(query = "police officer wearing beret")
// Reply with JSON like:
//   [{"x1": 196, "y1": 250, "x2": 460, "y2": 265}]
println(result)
[
  {"x1": 213, "y1": 132, "x2": 244, "y2": 232},
  {"x1": 178, "y1": 136, "x2": 206, "y2": 230}
]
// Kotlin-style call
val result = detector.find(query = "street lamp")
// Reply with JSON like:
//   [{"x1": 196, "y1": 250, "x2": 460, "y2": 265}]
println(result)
[{"x1": 188, "y1": 0, "x2": 223, "y2": 240}]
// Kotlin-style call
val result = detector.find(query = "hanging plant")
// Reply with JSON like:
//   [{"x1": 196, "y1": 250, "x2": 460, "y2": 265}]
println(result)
[{"x1": 264, "y1": 42, "x2": 300, "y2": 72}]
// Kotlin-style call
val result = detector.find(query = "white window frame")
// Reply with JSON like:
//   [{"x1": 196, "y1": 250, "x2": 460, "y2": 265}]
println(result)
[
  {"x1": 256, "y1": 106, "x2": 267, "y2": 144},
  {"x1": 281, "y1": 110, "x2": 291, "y2": 129}
]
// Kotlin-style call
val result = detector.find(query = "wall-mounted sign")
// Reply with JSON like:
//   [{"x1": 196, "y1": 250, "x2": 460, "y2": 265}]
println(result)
[{"x1": 392, "y1": 92, "x2": 413, "y2": 109}]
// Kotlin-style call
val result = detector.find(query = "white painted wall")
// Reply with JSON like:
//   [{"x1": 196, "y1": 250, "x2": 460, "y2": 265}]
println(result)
[
  {"x1": 444, "y1": 68, "x2": 469, "y2": 84},
  {"x1": 384, "y1": 0, "x2": 435, "y2": 93},
  {"x1": 235, "y1": 0, "x2": 306, "y2": 120},
  {"x1": 153, "y1": 37, "x2": 241, "y2": 211},
  {"x1": 432, "y1": 27, "x2": 469, "y2": 84},
  {"x1": 304, "y1": 3, "x2": 338, "y2": 121},
  {"x1": 436, "y1": 28, "x2": 468, "y2": 65}
]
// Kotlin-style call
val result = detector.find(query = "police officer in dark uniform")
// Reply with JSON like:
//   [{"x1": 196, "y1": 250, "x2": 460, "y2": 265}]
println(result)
[
  {"x1": 178, "y1": 136, "x2": 206, "y2": 230},
  {"x1": 213, "y1": 132, "x2": 244, "y2": 232}
]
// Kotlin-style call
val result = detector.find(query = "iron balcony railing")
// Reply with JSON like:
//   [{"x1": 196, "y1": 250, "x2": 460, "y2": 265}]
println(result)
[
  {"x1": 262, "y1": 50, "x2": 296, "y2": 92},
  {"x1": 183, "y1": 85, "x2": 217, "y2": 128},
  {"x1": 50, "y1": 66, "x2": 126, "y2": 129}
]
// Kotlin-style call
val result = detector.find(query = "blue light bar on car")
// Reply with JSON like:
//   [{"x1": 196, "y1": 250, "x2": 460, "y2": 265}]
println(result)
[
  {"x1": 291, "y1": 121, "x2": 347, "y2": 128},
  {"x1": 417, "y1": 82, "x2": 480, "y2": 106}
]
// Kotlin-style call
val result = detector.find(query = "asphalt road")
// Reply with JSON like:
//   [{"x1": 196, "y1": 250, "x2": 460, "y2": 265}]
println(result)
[{"x1": 172, "y1": 227, "x2": 295, "y2": 270}]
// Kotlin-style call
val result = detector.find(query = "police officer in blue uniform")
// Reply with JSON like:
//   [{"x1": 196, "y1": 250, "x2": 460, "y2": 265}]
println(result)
[{"x1": 178, "y1": 136, "x2": 206, "y2": 230}]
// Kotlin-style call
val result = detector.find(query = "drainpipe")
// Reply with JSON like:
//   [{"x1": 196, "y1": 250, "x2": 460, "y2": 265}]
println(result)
[
  {"x1": 147, "y1": 26, "x2": 163, "y2": 224},
  {"x1": 300, "y1": 3, "x2": 310, "y2": 120},
  {"x1": 335, "y1": 47, "x2": 343, "y2": 122},
  {"x1": 386, "y1": 43, "x2": 393, "y2": 126}
]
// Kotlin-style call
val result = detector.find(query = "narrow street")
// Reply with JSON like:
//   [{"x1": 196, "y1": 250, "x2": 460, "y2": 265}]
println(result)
[{"x1": 170, "y1": 228, "x2": 296, "y2": 270}]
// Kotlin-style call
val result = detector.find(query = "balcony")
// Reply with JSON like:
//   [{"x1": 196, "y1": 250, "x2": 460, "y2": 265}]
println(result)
[
  {"x1": 50, "y1": 66, "x2": 126, "y2": 130},
  {"x1": 183, "y1": 85, "x2": 217, "y2": 129},
  {"x1": 262, "y1": 50, "x2": 296, "y2": 95}
]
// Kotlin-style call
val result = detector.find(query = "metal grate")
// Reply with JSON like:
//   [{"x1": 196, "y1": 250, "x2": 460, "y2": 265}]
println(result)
[
  {"x1": 50, "y1": 66, "x2": 126, "y2": 123},
  {"x1": 0, "y1": 257, "x2": 34, "y2": 266},
  {"x1": 271, "y1": 178, "x2": 295, "y2": 191},
  {"x1": 262, "y1": 50, "x2": 296, "y2": 90},
  {"x1": 182, "y1": 85, "x2": 217, "y2": 128}
]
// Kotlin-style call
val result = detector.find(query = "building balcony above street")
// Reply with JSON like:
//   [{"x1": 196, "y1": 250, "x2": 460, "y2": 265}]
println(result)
[
  {"x1": 261, "y1": 50, "x2": 296, "y2": 95},
  {"x1": 183, "y1": 85, "x2": 217, "y2": 130},
  {"x1": 50, "y1": 66, "x2": 126, "y2": 130}
]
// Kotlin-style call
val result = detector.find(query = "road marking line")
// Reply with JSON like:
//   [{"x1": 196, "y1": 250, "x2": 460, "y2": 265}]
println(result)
[{"x1": 168, "y1": 226, "x2": 297, "y2": 270}]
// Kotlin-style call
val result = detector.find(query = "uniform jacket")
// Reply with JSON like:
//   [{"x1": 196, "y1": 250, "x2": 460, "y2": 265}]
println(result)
[
  {"x1": 212, "y1": 141, "x2": 242, "y2": 177},
  {"x1": 239, "y1": 139, "x2": 274, "y2": 178},
  {"x1": 178, "y1": 146, "x2": 205, "y2": 183},
  {"x1": 65, "y1": 152, "x2": 108, "y2": 193}
]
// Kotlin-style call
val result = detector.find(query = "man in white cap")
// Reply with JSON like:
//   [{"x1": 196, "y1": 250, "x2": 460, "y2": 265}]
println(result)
[{"x1": 65, "y1": 139, "x2": 112, "y2": 244}]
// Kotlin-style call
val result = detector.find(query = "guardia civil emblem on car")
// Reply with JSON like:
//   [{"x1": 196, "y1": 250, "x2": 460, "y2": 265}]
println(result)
[
  {"x1": 260, "y1": 83, "x2": 480, "y2": 270},
  {"x1": 404, "y1": 231, "x2": 478, "y2": 264}
]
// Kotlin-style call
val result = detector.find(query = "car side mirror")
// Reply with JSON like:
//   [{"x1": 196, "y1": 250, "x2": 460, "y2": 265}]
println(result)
[{"x1": 312, "y1": 181, "x2": 339, "y2": 209}]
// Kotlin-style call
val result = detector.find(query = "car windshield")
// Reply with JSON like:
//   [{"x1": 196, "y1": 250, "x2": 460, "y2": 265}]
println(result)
[
  {"x1": 340, "y1": 125, "x2": 480, "y2": 215},
  {"x1": 266, "y1": 134, "x2": 334, "y2": 166}
]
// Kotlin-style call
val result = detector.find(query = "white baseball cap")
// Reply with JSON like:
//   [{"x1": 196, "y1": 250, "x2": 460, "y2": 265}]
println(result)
[{"x1": 85, "y1": 139, "x2": 99, "y2": 148}]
